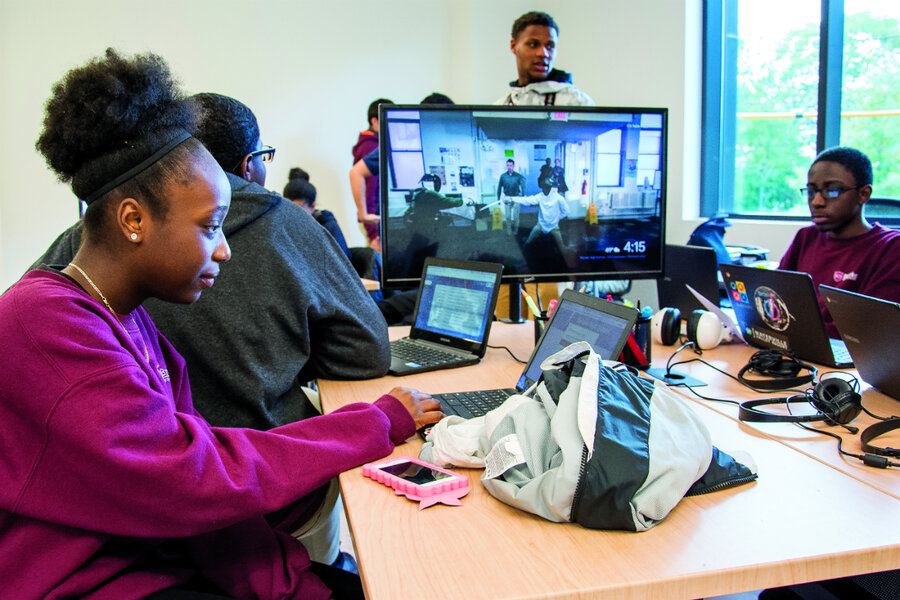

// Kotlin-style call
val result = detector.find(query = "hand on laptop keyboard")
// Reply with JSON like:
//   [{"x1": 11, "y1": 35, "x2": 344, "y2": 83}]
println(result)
[{"x1": 387, "y1": 386, "x2": 445, "y2": 430}]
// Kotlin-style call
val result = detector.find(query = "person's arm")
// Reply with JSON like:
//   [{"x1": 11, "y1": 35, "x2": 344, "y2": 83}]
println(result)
[
  {"x1": 349, "y1": 159, "x2": 378, "y2": 224},
  {"x1": 350, "y1": 159, "x2": 379, "y2": 225},
  {"x1": 2, "y1": 299, "x2": 420, "y2": 539},
  {"x1": 509, "y1": 193, "x2": 538, "y2": 206},
  {"x1": 11, "y1": 357, "x2": 422, "y2": 598}
]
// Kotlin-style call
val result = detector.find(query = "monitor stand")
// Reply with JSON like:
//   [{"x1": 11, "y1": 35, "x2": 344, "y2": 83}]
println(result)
[{"x1": 501, "y1": 282, "x2": 526, "y2": 324}]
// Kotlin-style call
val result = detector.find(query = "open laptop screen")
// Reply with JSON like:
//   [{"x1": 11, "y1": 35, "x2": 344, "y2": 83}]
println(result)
[
  {"x1": 517, "y1": 292, "x2": 636, "y2": 389},
  {"x1": 413, "y1": 264, "x2": 498, "y2": 343}
]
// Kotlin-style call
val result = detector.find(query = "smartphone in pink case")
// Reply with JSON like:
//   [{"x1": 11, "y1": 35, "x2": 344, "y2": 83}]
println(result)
[{"x1": 362, "y1": 456, "x2": 469, "y2": 509}]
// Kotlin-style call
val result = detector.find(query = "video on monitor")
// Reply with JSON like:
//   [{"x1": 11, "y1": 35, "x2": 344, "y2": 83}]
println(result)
[{"x1": 378, "y1": 105, "x2": 667, "y2": 288}]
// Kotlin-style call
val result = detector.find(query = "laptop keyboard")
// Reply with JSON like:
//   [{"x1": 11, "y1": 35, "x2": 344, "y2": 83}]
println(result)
[
  {"x1": 390, "y1": 338, "x2": 466, "y2": 368},
  {"x1": 831, "y1": 339, "x2": 853, "y2": 365},
  {"x1": 432, "y1": 388, "x2": 515, "y2": 419}
]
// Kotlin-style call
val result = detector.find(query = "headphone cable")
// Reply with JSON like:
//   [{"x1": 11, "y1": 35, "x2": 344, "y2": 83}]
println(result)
[
  {"x1": 792, "y1": 420, "x2": 899, "y2": 469},
  {"x1": 661, "y1": 346, "x2": 898, "y2": 469}
]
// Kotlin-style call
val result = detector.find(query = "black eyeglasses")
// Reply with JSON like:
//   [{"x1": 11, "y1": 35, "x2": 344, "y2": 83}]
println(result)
[
  {"x1": 232, "y1": 145, "x2": 276, "y2": 171},
  {"x1": 799, "y1": 185, "x2": 858, "y2": 201}
]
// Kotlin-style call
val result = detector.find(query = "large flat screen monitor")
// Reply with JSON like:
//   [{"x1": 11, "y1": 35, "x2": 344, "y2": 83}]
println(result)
[{"x1": 378, "y1": 104, "x2": 667, "y2": 289}]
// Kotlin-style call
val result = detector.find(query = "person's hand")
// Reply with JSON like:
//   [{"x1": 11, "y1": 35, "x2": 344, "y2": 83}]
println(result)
[
  {"x1": 358, "y1": 212, "x2": 381, "y2": 224},
  {"x1": 387, "y1": 386, "x2": 444, "y2": 429}
]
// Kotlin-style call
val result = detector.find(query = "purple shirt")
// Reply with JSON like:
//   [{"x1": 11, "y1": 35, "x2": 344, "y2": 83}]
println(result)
[
  {"x1": 779, "y1": 223, "x2": 900, "y2": 337},
  {"x1": 352, "y1": 130, "x2": 380, "y2": 242},
  {"x1": 0, "y1": 270, "x2": 414, "y2": 599}
]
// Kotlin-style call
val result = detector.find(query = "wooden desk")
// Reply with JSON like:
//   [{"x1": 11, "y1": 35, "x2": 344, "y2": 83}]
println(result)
[
  {"x1": 360, "y1": 278, "x2": 380, "y2": 291},
  {"x1": 649, "y1": 341, "x2": 900, "y2": 499},
  {"x1": 319, "y1": 324, "x2": 900, "y2": 600}
]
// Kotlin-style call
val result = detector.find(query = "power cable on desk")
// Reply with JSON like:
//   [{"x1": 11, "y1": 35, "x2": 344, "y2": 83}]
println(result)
[
  {"x1": 674, "y1": 382, "x2": 741, "y2": 406},
  {"x1": 645, "y1": 343, "x2": 801, "y2": 407},
  {"x1": 663, "y1": 343, "x2": 811, "y2": 395},
  {"x1": 487, "y1": 344, "x2": 528, "y2": 364}
]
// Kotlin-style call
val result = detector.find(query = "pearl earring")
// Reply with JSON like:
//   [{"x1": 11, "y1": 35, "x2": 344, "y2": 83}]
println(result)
[{"x1": 130, "y1": 233, "x2": 138, "y2": 241}]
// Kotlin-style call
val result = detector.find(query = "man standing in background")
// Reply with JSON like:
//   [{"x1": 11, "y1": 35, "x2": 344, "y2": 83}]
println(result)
[
  {"x1": 351, "y1": 98, "x2": 392, "y2": 251},
  {"x1": 497, "y1": 158, "x2": 526, "y2": 200},
  {"x1": 495, "y1": 10, "x2": 594, "y2": 320},
  {"x1": 552, "y1": 158, "x2": 569, "y2": 193},
  {"x1": 497, "y1": 11, "x2": 594, "y2": 106}
]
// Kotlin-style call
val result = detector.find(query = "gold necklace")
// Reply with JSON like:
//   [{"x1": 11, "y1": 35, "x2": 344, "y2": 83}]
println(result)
[{"x1": 68, "y1": 262, "x2": 150, "y2": 363}]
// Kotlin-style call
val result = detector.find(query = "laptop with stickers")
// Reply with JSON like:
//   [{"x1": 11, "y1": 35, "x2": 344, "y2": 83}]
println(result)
[
  {"x1": 388, "y1": 258, "x2": 503, "y2": 376},
  {"x1": 719, "y1": 264, "x2": 852, "y2": 368}
]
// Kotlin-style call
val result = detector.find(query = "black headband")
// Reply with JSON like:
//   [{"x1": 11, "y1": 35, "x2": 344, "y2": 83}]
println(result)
[{"x1": 82, "y1": 130, "x2": 192, "y2": 205}]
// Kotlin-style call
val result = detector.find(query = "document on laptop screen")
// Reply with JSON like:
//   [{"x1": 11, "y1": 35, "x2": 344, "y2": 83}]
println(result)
[{"x1": 425, "y1": 283, "x2": 489, "y2": 339}]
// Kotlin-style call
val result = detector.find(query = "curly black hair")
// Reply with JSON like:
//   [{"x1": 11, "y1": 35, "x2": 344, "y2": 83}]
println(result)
[
  {"x1": 511, "y1": 11, "x2": 558, "y2": 40},
  {"x1": 35, "y1": 48, "x2": 205, "y2": 232},
  {"x1": 283, "y1": 167, "x2": 317, "y2": 205},
  {"x1": 812, "y1": 146, "x2": 874, "y2": 188},
  {"x1": 189, "y1": 93, "x2": 260, "y2": 175}
]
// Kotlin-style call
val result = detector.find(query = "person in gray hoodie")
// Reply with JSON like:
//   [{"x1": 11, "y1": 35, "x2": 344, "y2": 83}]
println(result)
[{"x1": 29, "y1": 92, "x2": 391, "y2": 571}]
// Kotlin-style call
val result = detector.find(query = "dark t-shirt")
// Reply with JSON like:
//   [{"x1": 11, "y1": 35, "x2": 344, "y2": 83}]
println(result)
[
  {"x1": 779, "y1": 223, "x2": 900, "y2": 337},
  {"x1": 364, "y1": 148, "x2": 379, "y2": 177},
  {"x1": 498, "y1": 171, "x2": 526, "y2": 198}
]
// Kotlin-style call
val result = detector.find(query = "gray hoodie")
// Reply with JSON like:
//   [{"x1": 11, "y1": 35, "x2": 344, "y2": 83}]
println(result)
[{"x1": 30, "y1": 173, "x2": 390, "y2": 430}]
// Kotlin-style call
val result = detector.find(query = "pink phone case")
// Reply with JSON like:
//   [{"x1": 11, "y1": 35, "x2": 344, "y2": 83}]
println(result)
[{"x1": 362, "y1": 456, "x2": 469, "y2": 509}]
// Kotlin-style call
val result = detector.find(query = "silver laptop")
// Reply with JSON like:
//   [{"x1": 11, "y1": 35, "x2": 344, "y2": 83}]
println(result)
[
  {"x1": 720, "y1": 264, "x2": 852, "y2": 368},
  {"x1": 430, "y1": 289, "x2": 639, "y2": 421},
  {"x1": 820, "y1": 285, "x2": 900, "y2": 400},
  {"x1": 388, "y1": 258, "x2": 503, "y2": 376}
]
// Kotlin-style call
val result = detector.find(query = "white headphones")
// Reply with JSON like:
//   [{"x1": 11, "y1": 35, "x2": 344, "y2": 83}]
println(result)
[{"x1": 651, "y1": 307, "x2": 733, "y2": 350}]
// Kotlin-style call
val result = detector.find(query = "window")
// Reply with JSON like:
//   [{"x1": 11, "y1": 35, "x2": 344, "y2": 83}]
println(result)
[
  {"x1": 702, "y1": 0, "x2": 900, "y2": 221},
  {"x1": 637, "y1": 129, "x2": 662, "y2": 190},
  {"x1": 386, "y1": 119, "x2": 424, "y2": 190},
  {"x1": 595, "y1": 128, "x2": 623, "y2": 186}
]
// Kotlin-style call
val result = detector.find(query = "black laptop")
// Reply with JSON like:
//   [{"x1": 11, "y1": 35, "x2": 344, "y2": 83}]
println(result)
[
  {"x1": 720, "y1": 264, "x2": 852, "y2": 368},
  {"x1": 820, "y1": 285, "x2": 900, "y2": 400},
  {"x1": 388, "y1": 258, "x2": 503, "y2": 376},
  {"x1": 430, "y1": 289, "x2": 639, "y2": 420},
  {"x1": 657, "y1": 244, "x2": 723, "y2": 314}
]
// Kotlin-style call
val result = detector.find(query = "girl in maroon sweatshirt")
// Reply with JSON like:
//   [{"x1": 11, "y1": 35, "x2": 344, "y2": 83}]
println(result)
[{"x1": 0, "y1": 49, "x2": 441, "y2": 600}]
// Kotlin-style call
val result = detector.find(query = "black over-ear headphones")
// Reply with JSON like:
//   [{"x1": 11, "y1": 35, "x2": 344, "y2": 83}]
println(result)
[
  {"x1": 737, "y1": 349, "x2": 817, "y2": 390},
  {"x1": 811, "y1": 377, "x2": 863, "y2": 425},
  {"x1": 738, "y1": 374, "x2": 862, "y2": 428},
  {"x1": 861, "y1": 418, "x2": 900, "y2": 458}
]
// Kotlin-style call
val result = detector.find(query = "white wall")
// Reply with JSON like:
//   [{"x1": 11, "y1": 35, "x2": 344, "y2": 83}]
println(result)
[{"x1": 0, "y1": 0, "x2": 799, "y2": 290}]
